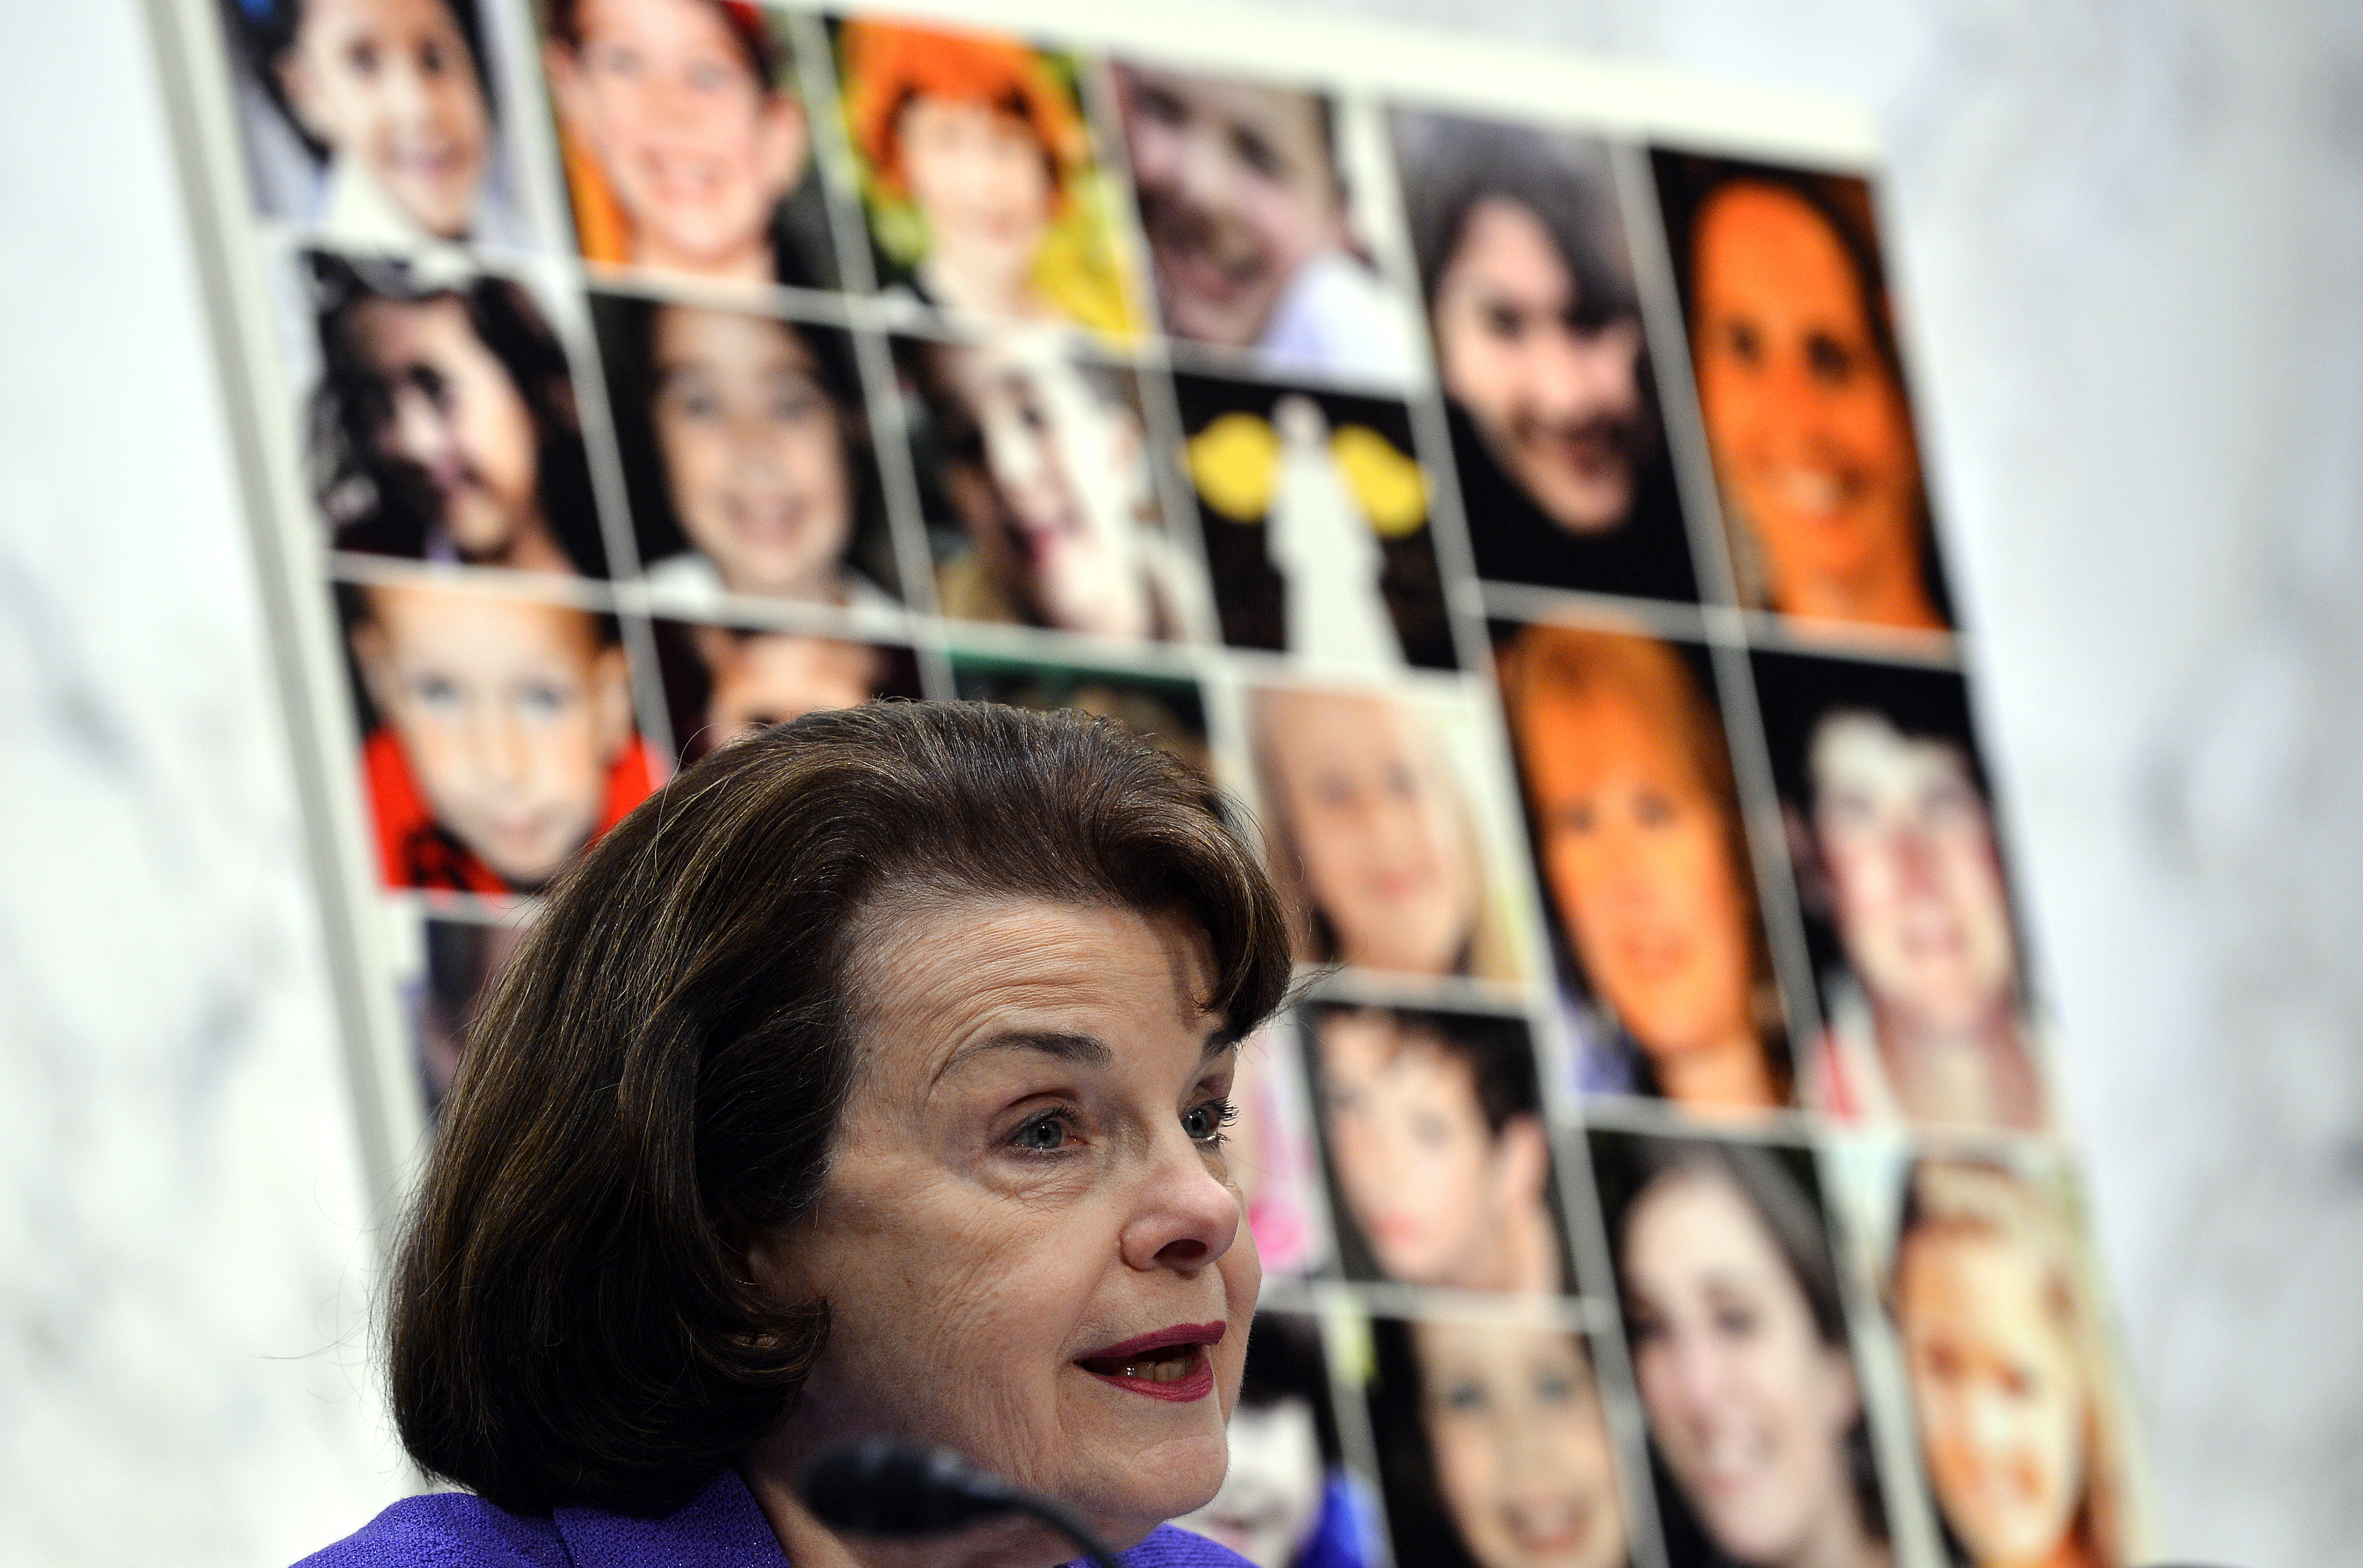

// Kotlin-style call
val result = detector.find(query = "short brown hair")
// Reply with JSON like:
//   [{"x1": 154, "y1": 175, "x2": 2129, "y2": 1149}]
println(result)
[{"x1": 389, "y1": 701, "x2": 1292, "y2": 1517}]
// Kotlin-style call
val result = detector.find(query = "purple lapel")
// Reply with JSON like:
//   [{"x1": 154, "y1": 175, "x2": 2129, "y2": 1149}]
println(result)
[{"x1": 554, "y1": 1470, "x2": 791, "y2": 1568}]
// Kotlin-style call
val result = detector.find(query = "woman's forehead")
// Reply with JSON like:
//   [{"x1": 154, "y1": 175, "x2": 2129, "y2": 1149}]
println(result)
[
  {"x1": 1632, "y1": 1170, "x2": 1784, "y2": 1279},
  {"x1": 852, "y1": 896, "x2": 1223, "y2": 1063}
]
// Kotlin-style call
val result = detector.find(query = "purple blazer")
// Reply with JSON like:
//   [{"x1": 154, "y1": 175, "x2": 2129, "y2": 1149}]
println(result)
[{"x1": 296, "y1": 1468, "x2": 1258, "y2": 1568}]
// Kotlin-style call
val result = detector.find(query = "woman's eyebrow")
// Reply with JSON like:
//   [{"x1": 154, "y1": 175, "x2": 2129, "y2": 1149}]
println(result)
[{"x1": 943, "y1": 1029, "x2": 1114, "y2": 1077}]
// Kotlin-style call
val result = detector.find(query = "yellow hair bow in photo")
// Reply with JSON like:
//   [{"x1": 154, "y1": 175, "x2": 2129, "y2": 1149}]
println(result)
[{"x1": 1186, "y1": 410, "x2": 1430, "y2": 537}]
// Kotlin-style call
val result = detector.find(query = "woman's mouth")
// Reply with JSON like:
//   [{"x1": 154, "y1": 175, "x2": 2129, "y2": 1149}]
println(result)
[
  {"x1": 1075, "y1": 1322, "x2": 1224, "y2": 1402},
  {"x1": 1503, "y1": 1496, "x2": 1596, "y2": 1557}
]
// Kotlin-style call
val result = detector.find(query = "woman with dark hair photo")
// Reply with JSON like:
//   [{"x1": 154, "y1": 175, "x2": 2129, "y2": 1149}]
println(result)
[
  {"x1": 1394, "y1": 111, "x2": 1694, "y2": 603},
  {"x1": 308, "y1": 252, "x2": 608, "y2": 576},
  {"x1": 1660, "y1": 157, "x2": 1948, "y2": 634},
  {"x1": 1601, "y1": 1135, "x2": 1890, "y2": 1568},
  {"x1": 1368, "y1": 1312, "x2": 1630, "y2": 1568}
]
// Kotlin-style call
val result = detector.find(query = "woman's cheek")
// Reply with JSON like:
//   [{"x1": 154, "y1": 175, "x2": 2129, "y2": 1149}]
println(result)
[
  {"x1": 792, "y1": 426, "x2": 856, "y2": 555},
  {"x1": 669, "y1": 430, "x2": 733, "y2": 535}
]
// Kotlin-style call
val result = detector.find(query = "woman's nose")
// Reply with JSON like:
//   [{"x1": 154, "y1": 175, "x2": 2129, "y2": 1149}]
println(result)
[
  {"x1": 1663, "y1": 1330, "x2": 1732, "y2": 1416},
  {"x1": 1117, "y1": 1130, "x2": 1244, "y2": 1273}
]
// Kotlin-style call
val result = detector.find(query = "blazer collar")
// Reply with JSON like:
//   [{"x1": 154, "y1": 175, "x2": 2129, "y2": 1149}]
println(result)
[{"x1": 555, "y1": 1469, "x2": 791, "y2": 1568}]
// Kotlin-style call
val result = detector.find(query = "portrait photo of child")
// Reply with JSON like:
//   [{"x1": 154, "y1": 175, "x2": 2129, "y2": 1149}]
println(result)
[
  {"x1": 340, "y1": 577, "x2": 659, "y2": 895},
  {"x1": 838, "y1": 18, "x2": 1142, "y2": 335},
  {"x1": 541, "y1": 0, "x2": 843, "y2": 288},
  {"x1": 304, "y1": 251, "x2": 609, "y2": 577},
  {"x1": 219, "y1": 0, "x2": 536, "y2": 247},
  {"x1": 594, "y1": 290, "x2": 905, "y2": 611},
  {"x1": 1113, "y1": 62, "x2": 1419, "y2": 383},
  {"x1": 650, "y1": 617, "x2": 920, "y2": 767},
  {"x1": 898, "y1": 325, "x2": 1212, "y2": 643},
  {"x1": 1301, "y1": 1003, "x2": 1569, "y2": 1296}
]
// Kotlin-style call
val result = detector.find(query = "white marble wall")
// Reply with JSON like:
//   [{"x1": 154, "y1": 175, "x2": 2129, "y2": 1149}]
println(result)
[
  {"x1": 0, "y1": 3, "x2": 405, "y2": 1560},
  {"x1": 3, "y1": 0, "x2": 2357, "y2": 1563}
]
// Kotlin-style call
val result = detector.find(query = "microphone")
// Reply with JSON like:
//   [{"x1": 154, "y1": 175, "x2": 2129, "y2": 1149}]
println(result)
[{"x1": 801, "y1": 1439, "x2": 1125, "y2": 1568}]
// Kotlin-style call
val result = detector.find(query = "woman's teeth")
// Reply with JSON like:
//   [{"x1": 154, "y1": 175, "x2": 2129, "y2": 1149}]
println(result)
[{"x1": 1087, "y1": 1346, "x2": 1197, "y2": 1381}]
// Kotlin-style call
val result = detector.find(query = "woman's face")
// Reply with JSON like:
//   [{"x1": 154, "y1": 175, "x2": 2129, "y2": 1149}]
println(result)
[
  {"x1": 1896, "y1": 1230, "x2": 2090, "y2": 1568},
  {"x1": 1181, "y1": 1396, "x2": 1327, "y2": 1568},
  {"x1": 951, "y1": 335, "x2": 1152, "y2": 639},
  {"x1": 1315, "y1": 1012, "x2": 1538, "y2": 1289},
  {"x1": 350, "y1": 295, "x2": 542, "y2": 561},
  {"x1": 757, "y1": 899, "x2": 1259, "y2": 1548},
  {"x1": 1418, "y1": 1319, "x2": 1629, "y2": 1568},
  {"x1": 1689, "y1": 184, "x2": 1922, "y2": 612},
  {"x1": 1261, "y1": 691, "x2": 1480, "y2": 975},
  {"x1": 652, "y1": 305, "x2": 855, "y2": 598},
  {"x1": 1432, "y1": 197, "x2": 1649, "y2": 537},
  {"x1": 552, "y1": 0, "x2": 804, "y2": 276},
  {"x1": 899, "y1": 95, "x2": 1055, "y2": 296},
  {"x1": 282, "y1": 0, "x2": 491, "y2": 239},
  {"x1": 1807, "y1": 713, "x2": 2016, "y2": 1039},
  {"x1": 1623, "y1": 1173, "x2": 1862, "y2": 1567},
  {"x1": 1521, "y1": 685, "x2": 1756, "y2": 1067}
]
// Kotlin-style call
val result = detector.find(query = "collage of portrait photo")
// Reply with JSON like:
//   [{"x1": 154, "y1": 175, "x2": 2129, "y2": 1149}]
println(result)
[{"x1": 191, "y1": 4, "x2": 2149, "y2": 1566}]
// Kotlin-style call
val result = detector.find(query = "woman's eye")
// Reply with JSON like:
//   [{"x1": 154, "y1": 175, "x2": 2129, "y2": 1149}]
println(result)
[
  {"x1": 1010, "y1": 1111, "x2": 1075, "y2": 1153},
  {"x1": 1634, "y1": 788, "x2": 1679, "y2": 829},
  {"x1": 1713, "y1": 1305, "x2": 1760, "y2": 1339},
  {"x1": 1806, "y1": 332, "x2": 1856, "y2": 383},
  {"x1": 1181, "y1": 1098, "x2": 1237, "y2": 1146},
  {"x1": 1437, "y1": 1380, "x2": 1489, "y2": 1414}
]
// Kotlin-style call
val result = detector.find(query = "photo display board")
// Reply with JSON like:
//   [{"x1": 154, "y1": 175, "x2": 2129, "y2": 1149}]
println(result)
[{"x1": 147, "y1": 1, "x2": 2154, "y2": 1564}]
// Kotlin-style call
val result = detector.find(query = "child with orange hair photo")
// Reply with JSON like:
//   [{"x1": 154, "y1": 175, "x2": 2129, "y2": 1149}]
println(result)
[
  {"x1": 542, "y1": 0, "x2": 841, "y2": 288},
  {"x1": 838, "y1": 18, "x2": 1137, "y2": 335},
  {"x1": 342, "y1": 579, "x2": 660, "y2": 895}
]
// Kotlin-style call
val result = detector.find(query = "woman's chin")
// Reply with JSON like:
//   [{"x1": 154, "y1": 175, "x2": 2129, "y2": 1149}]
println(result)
[{"x1": 1055, "y1": 1426, "x2": 1230, "y2": 1540}]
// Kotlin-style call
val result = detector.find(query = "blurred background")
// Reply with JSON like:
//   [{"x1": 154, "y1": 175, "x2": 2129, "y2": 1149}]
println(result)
[{"x1": 3, "y1": 0, "x2": 2358, "y2": 1563}]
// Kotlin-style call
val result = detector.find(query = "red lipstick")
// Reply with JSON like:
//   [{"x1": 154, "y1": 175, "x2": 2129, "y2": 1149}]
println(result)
[{"x1": 1075, "y1": 1322, "x2": 1225, "y2": 1403}]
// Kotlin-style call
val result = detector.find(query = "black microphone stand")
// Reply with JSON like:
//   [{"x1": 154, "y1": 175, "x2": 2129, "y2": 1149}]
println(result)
[{"x1": 801, "y1": 1440, "x2": 1126, "y2": 1568}]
